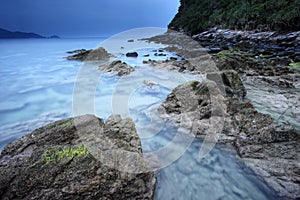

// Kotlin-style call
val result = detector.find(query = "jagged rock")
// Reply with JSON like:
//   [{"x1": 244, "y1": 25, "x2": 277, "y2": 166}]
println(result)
[
  {"x1": 99, "y1": 60, "x2": 134, "y2": 76},
  {"x1": 158, "y1": 80, "x2": 300, "y2": 199},
  {"x1": 193, "y1": 28, "x2": 300, "y2": 51},
  {"x1": 0, "y1": 115, "x2": 156, "y2": 199},
  {"x1": 158, "y1": 80, "x2": 226, "y2": 133},
  {"x1": 207, "y1": 70, "x2": 247, "y2": 98},
  {"x1": 66, "y1": 47, "x2": 110, "y2": 61},
  {"x1": 143, "y1": 59, "x2": 196, "y2": 73},
  {"x1": 126, "y1": 52, "x2": 138, "y2": 57}
]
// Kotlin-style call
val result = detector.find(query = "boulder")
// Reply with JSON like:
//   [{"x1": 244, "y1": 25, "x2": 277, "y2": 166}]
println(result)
[
  {"x1": 99, "y1": 60, "x2": 135, "y2": 76},
  {"x1": 0, "y1": 115, "x2": 156, "y2": 199},
  {"x1": 66, "y1": 47, "x2": 110, "y2": 61},
  {"x1": 126, "y1": 52, "x2": 138, "y2": 57}
]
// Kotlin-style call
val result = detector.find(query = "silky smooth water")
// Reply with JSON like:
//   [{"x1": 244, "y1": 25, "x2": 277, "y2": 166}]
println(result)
[{"x1": 0, "y1": 38, "x2": 278, "y2": 199}]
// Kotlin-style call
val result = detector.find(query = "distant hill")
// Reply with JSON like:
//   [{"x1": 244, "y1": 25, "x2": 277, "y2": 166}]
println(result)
[{"x1": 0, "y1": 28, "x2": 59, "y2": 39}]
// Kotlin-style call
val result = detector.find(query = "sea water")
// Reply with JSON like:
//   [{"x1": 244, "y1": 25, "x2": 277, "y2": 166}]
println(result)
[{"x1": 0, "y1": 38, "x2": 278, "y2": 199}]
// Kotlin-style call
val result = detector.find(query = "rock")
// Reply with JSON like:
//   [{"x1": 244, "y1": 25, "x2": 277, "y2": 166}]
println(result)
[
  {"x1": 170, "y1": 57, "x2": 178, "y2": 61},
  {"x1": 143, "y1": 80, "x2": 157, "y2": 88},
  {"x1": 126, "y1": 52, "x2": 138, "y2": 57},
  {"x1": 144, "y1": 58, "x2": 196, "y2": 73},
  {"x1": 66, "y1": 47, "x2": 110, "y2": 61},
  {"x1": 127, "y1": 39, "x2": 134, "y2": 42},
  {"x1": 0, "y1": 115, "x2": 156, "y2": 199},
  {"x1": 154, "y1": 53, "x2": 166, "y2": 57},
  {"x1": 99, "y1": 60, "x2": 134, "y2": 76},
  {"x1": 193, "y1": 28, "x2": 300, "y2": 52},
  {"x1": 207, "y1": 47, "x2": 222, "y2": 53},
  {"x1": 158, "y1": 80, "x2": 226, "y2": 134},
  {"x1": 144, "y1": 28, "x2": 300, "y2": 199},
  {"x1": 207, "y1": 70, "x2": 247, "y2": 98},
  {"x1": 213, "y1": 50, "x2": 294, "y2": 76},
  {"x1": 158, "y1": 79, "x2": 300, "y2": 198},
  {"x1": 66, "y1": 49, "x2": 86, "y2": 54}
]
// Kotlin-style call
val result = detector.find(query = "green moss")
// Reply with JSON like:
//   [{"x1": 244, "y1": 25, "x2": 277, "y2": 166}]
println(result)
[
  {"x1": 217, "y1": 52, "x2": 228, "y2": 61},
  {"x1": 259, "y1": 54, "x2": 272, "y2": 58},
  {"x1": 289, "y1": 62, "x2": 300, "y2": 67},
  {"x1": 289, "y1": 62, "x2": 300, "y2": 71},
  {"x1": 43, "y1": 144, "x2": 89, "y2": 164},
  {"x1": 59, "y1": 120, "x2": 73, "y2": 128},
  {"x1": 44, "y1": 122, "x2": 55, "y2": 129}
]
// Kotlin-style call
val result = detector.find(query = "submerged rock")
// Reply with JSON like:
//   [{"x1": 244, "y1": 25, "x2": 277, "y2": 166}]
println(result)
[
  {"x1": 66, "y1": 47, "x2": 110, "y2": 61},
  {"x1": 99, "y1": 60, "x2": 134, "y2": 76},
  {"x1": 0, "y1": 115, "x2": 156, "y2": 199}
]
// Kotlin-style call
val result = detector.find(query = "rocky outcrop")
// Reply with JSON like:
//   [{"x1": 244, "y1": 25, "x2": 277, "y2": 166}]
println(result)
[
  {"x1": 143, "y1": 23, "x2": 300, "y2": 199},
  {"x1": 99, "y1": 60, "x2": 134, "y2": 76},
  {"x1": 193, "y1": 29, "x2": 300, "y2": 72},
  {"x1": 0, "y1": 115, "x2": 156, "y2": 199},
  {"x1": 158, "y1": 76, "x2": 300, "y2": 199},
  {"x1": 66, "y1": 47, "x2": 110, "y2": 61},
  {"x1": 207, "y1": 70, "x2": 247, "y2": 98}
]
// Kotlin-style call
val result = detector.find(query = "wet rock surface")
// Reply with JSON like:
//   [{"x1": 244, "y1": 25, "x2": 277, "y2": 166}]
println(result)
[
  {"x1": 145, "y1": 30, "x2": 300, "y2": 198},
  {"x1": 193, "y1": 28, "x2": 300, "y2": 63},
  {"x1": 66, "y1": 47, "x2": 111, "y2": 61},
  {"x1": 99, "y1": 60, "x2": 135, "y2": 76},
  {"x1": 158, "y1": 78, "x2": 300, "y2": 199},
  {"x1": 0, "y1": 115, "x2": 155, "y2": 199}
]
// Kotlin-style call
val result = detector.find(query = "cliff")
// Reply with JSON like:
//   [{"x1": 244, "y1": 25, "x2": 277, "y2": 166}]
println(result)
[{"x1": 169, "y1": 0, "x2": 300, "y2": 34}]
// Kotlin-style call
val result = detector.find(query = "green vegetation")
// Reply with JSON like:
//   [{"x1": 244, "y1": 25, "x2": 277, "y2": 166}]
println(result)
[
  {"x1": 59, "y1": 120, "x2": 73, "y2": 128},
  {"x1": 169, "y1": 0, "x2": 300, "y2": 34},
  {"x1": 43, "y1": 144, "x2": 89, "y2": 164},
  {"x1": 289, "y1": 62, "x2": 300, "y2": 71}
]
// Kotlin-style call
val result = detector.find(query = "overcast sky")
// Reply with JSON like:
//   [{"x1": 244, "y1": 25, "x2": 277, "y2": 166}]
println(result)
[{"x1": 0, "y1": 0, "x2": 180, "y2": 37}]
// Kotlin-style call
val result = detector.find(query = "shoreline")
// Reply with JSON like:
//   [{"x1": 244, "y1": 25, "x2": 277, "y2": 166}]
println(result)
[
  {"x1": 143, "y1": 29, "x2": 300, "y2": 199},
  {"x1": 0, "y1": 28, "x2": 299, "y2": 199}
]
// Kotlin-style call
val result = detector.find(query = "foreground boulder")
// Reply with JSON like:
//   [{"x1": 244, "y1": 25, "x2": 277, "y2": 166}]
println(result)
[
  {"x1": 66, "y1": 47, "x2": 110, "y2": 61},
  {"x1": 0, "y1": 115, "x2": 155, "y2": 199},
  {"x1": 158, "y1": 77, "x2": 300, "y2": 199}
]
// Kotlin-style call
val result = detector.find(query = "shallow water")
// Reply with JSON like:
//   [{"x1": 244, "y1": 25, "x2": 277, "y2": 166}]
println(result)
[{"x1": 0, "y1": 37, "x2": 278, "y2": 199}]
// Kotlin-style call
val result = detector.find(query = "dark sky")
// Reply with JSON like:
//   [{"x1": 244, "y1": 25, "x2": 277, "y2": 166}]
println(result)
[{"x1": 0, "y1": 0, "x2": 180, "y2": 37}]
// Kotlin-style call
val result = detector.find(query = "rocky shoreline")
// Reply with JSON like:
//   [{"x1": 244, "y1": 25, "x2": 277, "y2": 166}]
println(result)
[
  {"x1": 0, "y1": 28, "x2": 299, "y2": 199},
  {"x1": 144, "y1": 29, "x2": 300, "y2": 199}
]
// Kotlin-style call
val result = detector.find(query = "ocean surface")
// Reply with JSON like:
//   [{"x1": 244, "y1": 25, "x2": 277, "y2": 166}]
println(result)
[{"x1": 0, "y1": 36, "x2": 278, "y2": 199}]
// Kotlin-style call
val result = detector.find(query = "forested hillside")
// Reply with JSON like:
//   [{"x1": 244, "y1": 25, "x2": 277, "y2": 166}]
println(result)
[{"x1": 169, "y1": 0, "x2": 300, "y2": 34}]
